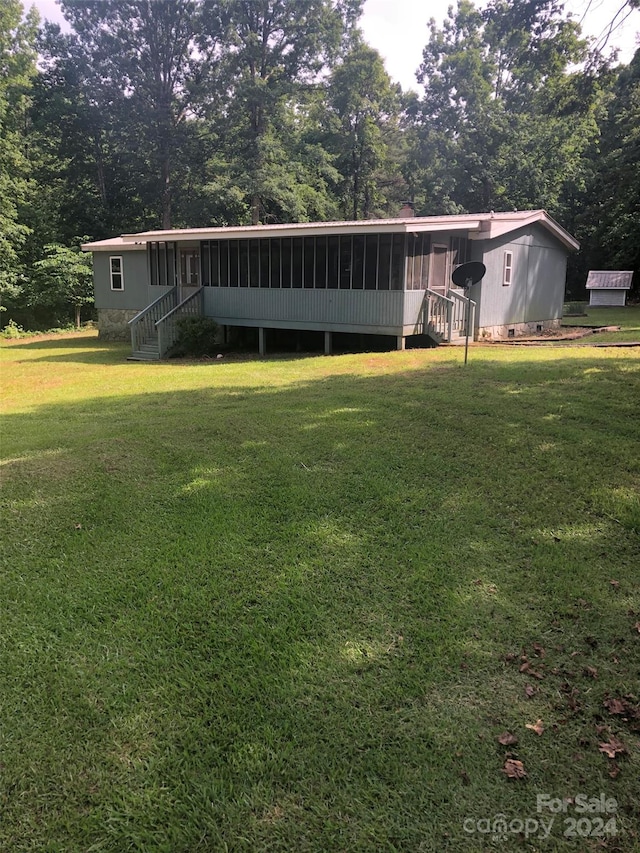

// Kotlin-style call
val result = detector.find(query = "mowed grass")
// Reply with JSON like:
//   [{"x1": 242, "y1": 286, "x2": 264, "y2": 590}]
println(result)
[
  {"x1": 562, "y1": 305, "x2": 640, "y2": 344},
  {"x1": 1, "y1": 334, "x2": 639, "y2": 852}
]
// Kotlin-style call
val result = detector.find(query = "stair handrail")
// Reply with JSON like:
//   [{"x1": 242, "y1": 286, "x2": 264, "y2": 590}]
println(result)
[
  {"x1": 155, "y1": 286, "x2": 204, "y2": 358},
  {"x1": 425, "y1": 288, "x2": 455, "y2": 341},
  {"x1": 128, "y1": 286, "x2": 178, "y2": 353},
  {"x1": 448, "y1": 288, "x2": 477, "y2": 338}
]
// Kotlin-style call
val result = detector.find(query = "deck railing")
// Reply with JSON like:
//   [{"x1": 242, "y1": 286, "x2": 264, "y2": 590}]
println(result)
[
  {"x1": 449, "y1": 288, "x2": 476, "y2": 339},
  {"x1": 156, "y1": 287, "x2": 204, "y2": 358},
  {"x1": 425, "y1": 288, "x2": 454, "y2": 342},
  {"x1": 129, "y1": 287, "x2": 178, "y2": 353}
]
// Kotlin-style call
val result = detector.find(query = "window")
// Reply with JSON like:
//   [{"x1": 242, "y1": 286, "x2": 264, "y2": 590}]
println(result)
[
  {"x1": 110, "y1": 256, "x2": 124, "y2": 290},
  {"x1": 503, "y1": 251, "x2": 513, "y2": 286}
]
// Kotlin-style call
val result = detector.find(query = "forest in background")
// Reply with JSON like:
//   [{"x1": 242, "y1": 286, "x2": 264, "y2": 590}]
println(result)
[{"x1": 1, "y1": 0, "x2": 638, "y2": 330}]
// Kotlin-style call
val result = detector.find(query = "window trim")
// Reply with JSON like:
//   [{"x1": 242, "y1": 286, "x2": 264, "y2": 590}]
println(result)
[
  {"x1": 503, "y1": 251, "x2": 513, "y2": 286},
  {"x1": 110, "y1": 255, "x2": 124, "y2": 291}
]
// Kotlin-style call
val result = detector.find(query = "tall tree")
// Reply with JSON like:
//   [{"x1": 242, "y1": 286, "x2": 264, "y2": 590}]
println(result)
[
  {"x1": 202, "y1": 0, "x2": 362, "y2": 224},
  {"x1": 0, "y1": 0, "x2": 38, "y2": 310},
  {"x1": 414, "y1": 0, "x2": 600, "y2": 217},
  {"x1": 324, "y1": 40, "x2": 405, "y2": 219},
  {"x1": 57, "y1": 0, "x2": 213, "y2": 229}
]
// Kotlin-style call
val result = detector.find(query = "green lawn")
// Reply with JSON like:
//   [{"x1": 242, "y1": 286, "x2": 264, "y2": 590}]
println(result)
[
  {"x1": 562, "y1": 304, "x2": 640, "y2": 344},
  {"x1": 1, "y1": 334, "x2": 639, "y2": 852}
]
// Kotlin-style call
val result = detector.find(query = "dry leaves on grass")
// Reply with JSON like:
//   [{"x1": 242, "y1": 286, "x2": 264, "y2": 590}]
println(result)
[
  {"x1": 583, "y1": 665, "x2": 598, "y2": 679},
  {"x1": 498, "y1": 732, "x2": 518, "y2": 746},
  {"x1": 525, "y1": 719, "x2": 545, "y2": 736},
  {"x1": 524, "y1": 684, "x2": 537, "y2": 699},
  {"x1": 502, "y1": 759, "x2": 527, "y2": 779},
  {"x1": 598, "y1": 737, "x2": 627, "y2": 759}
]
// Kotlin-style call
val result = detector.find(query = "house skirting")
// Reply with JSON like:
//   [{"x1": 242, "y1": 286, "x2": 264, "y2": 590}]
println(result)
[
  {"x1": 478, "y1": 318, "x2": 561, "y2": 340},
  {"x1": 98, "y1": 308, "x2": 139, "y2": 340}
]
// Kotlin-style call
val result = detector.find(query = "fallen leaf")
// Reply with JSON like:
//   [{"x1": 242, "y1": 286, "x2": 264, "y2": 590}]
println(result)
[
  {"x1": 524, "y1": 684, "x2": 536, "y2": 698},
  {"x1": 526, "y1": 719, "x2": 545, "y2": 736},
  {"x1": 583, "y1": 666, "x2": 598, "y2": 679},
  {"x1": 504, "y1": 652, "x2": 517, "y2": 662},
  {"x1": 502, "y1": 759, "x2": 527, "y2": 779},
  {"x1": 532, "y1": 643, "x2": 546, "y2": 658},
  {"x1": 608, "y1": 763, "x2": 621, "y2": 779},
  {"x1": 610, "y1": 580, "x2": 620, "y2": 589},
  {"x1": 74, "y1": 523, "x2": 82, "y2": 529},
  {"x1": 530, "y1": 669, "x2": 544, "y2": 680},
  {"x1": 598, "y1": 737, "x2": 627, "y2": 759},
  {"x1": 634, "y1": 622, "x2": 640, "y2": 634},
  {"x1": 498, "y1": 732, "x2": 518, "y2": 746},
  {"x1": 604, "y1": 698, "x2": 627, "y2": 716},
  {"x1": 473, "y1": 579, "x2": 483, "y2": 586},
  {"x1": 460, "y1": 770, "x2": 471, "y2": 786},
  {"x1": 519, "y1": 662, "x2": 530, "y2": 673}
]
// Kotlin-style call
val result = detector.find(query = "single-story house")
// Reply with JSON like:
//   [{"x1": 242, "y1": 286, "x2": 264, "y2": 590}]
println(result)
[
  {"x1": 81, "y1": 208, "x2": 579, "y2": 359},
  {"x1": 585, "y1": 271, "x2": 633, "y2": 307}
]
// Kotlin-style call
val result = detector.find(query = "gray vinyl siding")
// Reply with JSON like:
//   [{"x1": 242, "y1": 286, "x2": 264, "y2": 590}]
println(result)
[
  {"x1": 589, "y1": 290, "x2": 626, "y2": 307},
  {"x1": 476, "y1": 225, "x2": 567, "y2": 328},
  {"x1": 203, "y1": 288, "x2": 405, "y2": 335},
  {"x1": 93, "y1": 250, "x2": 150, "y2": 310}
]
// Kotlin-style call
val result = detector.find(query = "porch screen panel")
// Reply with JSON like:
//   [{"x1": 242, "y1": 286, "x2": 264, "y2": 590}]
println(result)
[
  {"x1": 149, "y1": 243, "x2": 157, "y2": 285},
  {"x1": 210, "y1": 242, "x2": 219, "y2": 286},
  {"x1": 270, "y1": 238, "x2": 281, "y2": 287},
  {"x1": 339, "y1": 236, "x2": 352, "y2": 289},
  {"x1": 352, "y1": 235, "x2": 364, "y2": 289},
  {"x1": 159, "y1": 242, "x2": 167, "y2": 286},
  {"x1": 201, "y1": 242, "x2": 210, "y2": 285},
  {"x1": 421, "y1": 235, "x2": 431, "y2": 288},
  {"x1": 390, "y1": 234, "x2": 404, "y2": 290},
  {"x1": 281, "y1": 238, "x2": 292, "y2": 288},
  {"x1": 378, "y1": 234, "x2": 391, "y2": 290},
  {"x1": 249, "y1": 239, "x2": 259, "y2": 287},
  {"x1": 239, "y1": 242, "x2": 249, "y2": 287},
  {"x1": 229, "y1": 242, "x2": 239, "y2": 286},
  {"x1": 365, "y1": 235, "x2": 378, "y2": 290},
  {"x1": 219, "y1": 241, "x2": 229, "y2": 286},
  {"x1": 168, "y1": 243, "x2": 177, "y2": 287},
  {"x1": 315, "y1": 237, "x2": 327, "y2": 288},
  {"x1": 327, "y1": 236, "x2": 339, "y2": 288},
  {"x1": 304, "y1": 237, "x2": 315, "y2": 288},
  {"x1": 292, "y1": 238, "x2": 303, "y2": 287},
  {"x1": 406, "y1": 234, "x2": 415, "y2": 290},
  {"x1": 259, "y1": 239, "x2": 270, "y2": 287}
]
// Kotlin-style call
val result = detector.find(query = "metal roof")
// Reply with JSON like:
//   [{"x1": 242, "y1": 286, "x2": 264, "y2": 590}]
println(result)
[
  {"x1": 585, "y1": 271, "x2": 634, "y2": 290},
  {"x1": 82, "y1": 209, "x2": 580, "y2": 252}
]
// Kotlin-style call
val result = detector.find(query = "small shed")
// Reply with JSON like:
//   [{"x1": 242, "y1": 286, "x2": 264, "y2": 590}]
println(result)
[{"x1": 586, "y1": 271, "x2": 633, "y2": 307}]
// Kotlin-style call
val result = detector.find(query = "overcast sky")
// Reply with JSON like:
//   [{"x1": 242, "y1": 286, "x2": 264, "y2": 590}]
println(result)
[{"x1": 28, "y1": 0, "x2": 640, "y2": 92}]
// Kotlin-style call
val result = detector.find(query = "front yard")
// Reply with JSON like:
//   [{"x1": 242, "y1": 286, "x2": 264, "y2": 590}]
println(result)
[{"x1": 1, "y1": 335, "x2": 639, "y2": 851}]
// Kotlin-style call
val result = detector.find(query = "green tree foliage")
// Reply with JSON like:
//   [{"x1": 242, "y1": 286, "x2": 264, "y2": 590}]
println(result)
[
  {"x1": 414, "y1": 0, "x2": 602, "y2": 218},
  {"x1": 31, "y1": 242, "x2": 94, "y2": 328},
  {"x1": 56, "y1": 0, "x2": 214, "y2": 229},
  {"x1": 0, "y1": 0, "x2": 38, "y2": 308},
  {"x1": 324, "y1": 40, "x2": 406, "y2": 219},
  {"x1": 202, "y1": 0, "x2": 362, "y2": 224},
  {"x1": 578, "y1": 49, "x2": 640, "y2": 287}
]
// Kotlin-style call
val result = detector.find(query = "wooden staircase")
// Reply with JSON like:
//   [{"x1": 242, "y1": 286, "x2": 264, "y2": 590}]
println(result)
[{"x1": 128, "y1": 286, "x2": 204, "y2": 361}]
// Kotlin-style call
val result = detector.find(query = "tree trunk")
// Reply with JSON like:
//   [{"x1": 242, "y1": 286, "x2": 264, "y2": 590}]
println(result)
[{"x1": 75, "y1": 305, "x2": 81, "y2": 329}]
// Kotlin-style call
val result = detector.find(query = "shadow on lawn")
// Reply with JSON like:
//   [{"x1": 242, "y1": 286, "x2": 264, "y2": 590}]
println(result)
[{"x1": 2, "y1": 355, "x2": 639, "y2": 850}]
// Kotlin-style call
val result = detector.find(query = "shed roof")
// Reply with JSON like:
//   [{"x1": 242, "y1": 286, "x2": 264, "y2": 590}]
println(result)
[
  {"x1": 82, "y1": 209, "x2": 579, "y2": 252},
  {"x1": 585, "y1": 271, "x2": 633, "y2": 290}
]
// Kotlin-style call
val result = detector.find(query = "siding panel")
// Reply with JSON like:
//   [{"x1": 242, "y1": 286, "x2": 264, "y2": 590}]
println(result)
[{"x1": 203, "y1": 288, "x2": 405, "y2": 334}]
